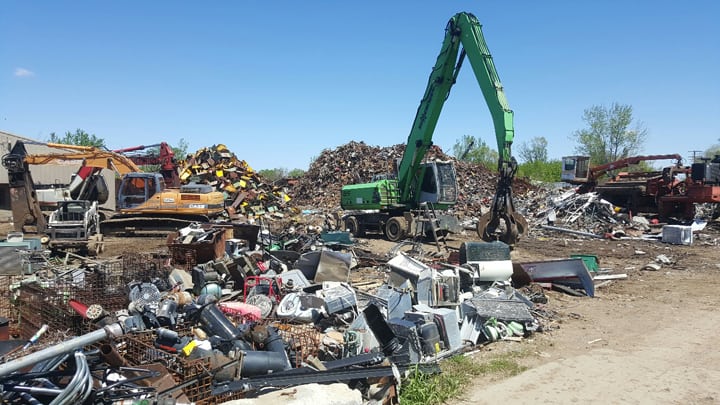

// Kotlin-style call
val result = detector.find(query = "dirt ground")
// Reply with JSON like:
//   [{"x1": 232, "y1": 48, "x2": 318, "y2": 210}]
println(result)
[
  {"x1": 461, "y1": 230, "x2": 720, "y2": 405},
  {"x1": 3, "y1": 218, "x2": 720, "y2": 404}
]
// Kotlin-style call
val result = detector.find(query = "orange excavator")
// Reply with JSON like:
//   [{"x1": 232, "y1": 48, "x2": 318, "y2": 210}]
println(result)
[{"x1": 2, "y1": 141, "x2": 226, "y2": 240}]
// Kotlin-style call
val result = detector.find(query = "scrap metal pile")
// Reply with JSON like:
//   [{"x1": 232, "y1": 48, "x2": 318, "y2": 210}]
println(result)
[
  {"x1": 0, "y1": 224, "x2": 563, "y2": 404},
  {"x1": 168, "y1": 141, "x2": 541, "y2": 238},
  {"x1": 525, "y1": 188, "x2": 623, "y2": 235},
  {"x1": 290, "y1": 141, "x2": 536, "y2": 216},
  {"x1": 522, "y1": 185, "x2": 719, "y2": 243},
  {"x1": 178, "y1": 144, "x2": 294, "y2": 220}
]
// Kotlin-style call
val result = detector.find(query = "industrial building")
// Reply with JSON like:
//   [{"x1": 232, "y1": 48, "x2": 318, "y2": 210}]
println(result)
[{"x1": 0, "y1": 130, "x2": 117, "y2": 211}]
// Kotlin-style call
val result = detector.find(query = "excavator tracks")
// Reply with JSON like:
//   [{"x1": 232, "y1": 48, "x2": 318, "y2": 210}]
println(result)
[{"x1": 100, "y1": 215, "x2": 211, "y2": 236}]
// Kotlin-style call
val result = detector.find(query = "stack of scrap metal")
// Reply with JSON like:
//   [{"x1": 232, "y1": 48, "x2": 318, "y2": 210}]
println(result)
[
  {"x1": 453, "y1": 158, "x2": 534, "y2": 215},
  {"x1": 0, "y1": 232, "x2": 558, "y2": 404},
  {"x1": 289, "y1": 141, "x2": 536, "y2": 218},
  {"x1": 522, "y1": 187, "x2": 639, "y2": 238},
  {"x1": 178, "y1": 144, "x2": 293, "y2": 219},
  {"x1": 521, "y1": 185, "x2": 720, "y2": 240},
  {"x1": 290, "y1": 141, "x2": 398, "y2": 209}
]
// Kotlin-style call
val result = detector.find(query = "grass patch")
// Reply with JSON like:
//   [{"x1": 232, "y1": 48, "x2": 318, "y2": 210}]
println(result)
[{"x1": 399, "y1": 351, "x2": 529, "y2": 405}]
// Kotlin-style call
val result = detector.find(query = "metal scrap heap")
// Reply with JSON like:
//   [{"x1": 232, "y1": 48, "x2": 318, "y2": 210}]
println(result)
[
  {"x1": 172, "y1": 141, "x2": 537, "y2": 229},
  {"x1": 178, "y1": 144, "x2": 293, "y2": 220},
  {"x1": 290, "y1": 141, "x2": 536, "y2": 215},
  {"x1": 0, "y1": 225, "x2": 558, "y2": 404}
]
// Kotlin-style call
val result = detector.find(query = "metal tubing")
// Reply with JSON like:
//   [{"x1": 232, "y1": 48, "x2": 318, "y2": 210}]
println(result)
[
  {"x1": 50, "y1": 352, "x2": 85, "y2": 405},
  {"x1": 0, "y1": 323, "x2": 124, "y2": 378},
  {"x1": 99, "y1": 344, "x2": 129, "y2": 368},
  {"x1": 540, "y1": 224, "x2": 604, "y2": 239},
  {"x1": 5, "y1": 386, "x2": 63, "y2": 395}
]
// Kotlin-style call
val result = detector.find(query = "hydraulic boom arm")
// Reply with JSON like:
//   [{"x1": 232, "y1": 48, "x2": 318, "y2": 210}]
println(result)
[
  {"x1": 454, "y1": 13, "x2": 527, "y2": 245},
  {"x1": 25, "y1": 143, "x2": 142, "y2": 176},
  {"x1": 588, "y1": 154, "x2": 682, "y2": 179},
  {"x1": 400, "y1": 12, "x2": 526, "y2": 244},
  {"x1": 568, "y1": 154, "x2": 684, "y2": 193},
  {"x1": 112, "y1": 142, "x2": 180, "y2": 187}
]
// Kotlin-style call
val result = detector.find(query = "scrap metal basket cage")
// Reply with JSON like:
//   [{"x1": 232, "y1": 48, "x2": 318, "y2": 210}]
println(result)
[
  {"x1": 16, "y1": 253, "x2": 173, "y2": 340},
  {"x1": 122, "y1": 251, "x2": 174, "y2": 282},
  {"x1": 116, "y1": 330, "x2": 244, "y2": 405},
  {"x1": 169, "y1": 248, "x2": 198, "y2": 271},
  {"x1": 0, "y1": 275, "x2": 23, "y2": 337},
  {"x1": 16, "y1": 261, "x2": 128, "y2": 339},
  {"x1": 274, "y1": 321, "x2": 322, "y2": 368}
]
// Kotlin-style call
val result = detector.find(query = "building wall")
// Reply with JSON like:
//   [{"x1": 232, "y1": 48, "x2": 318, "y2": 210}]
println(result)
[{"x1": 0, "y1": 130, "x2": 117, "y2": 211}]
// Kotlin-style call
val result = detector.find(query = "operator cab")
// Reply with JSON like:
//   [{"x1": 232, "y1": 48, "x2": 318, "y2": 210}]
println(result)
[
  {"x1": 418, "y1": 161, "x2": 458, "y2": 206},
  {"x1": 561, "y1": 156, "x2": 590, "y2": 184},
  {"x1": 56, "y1": 200, "x2": 92, "y2": 222},
  {"x1": 117, "y1": 173, "x2": 163, "y2": 209}
]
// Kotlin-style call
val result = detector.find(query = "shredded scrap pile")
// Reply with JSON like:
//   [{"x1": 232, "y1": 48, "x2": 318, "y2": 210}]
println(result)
[
  {"x1": 178, "y1": 144, "x2": 293, "y2": 219},
  {"x1": 290, "y1": 141, "x2": 536, "y2": 215}
]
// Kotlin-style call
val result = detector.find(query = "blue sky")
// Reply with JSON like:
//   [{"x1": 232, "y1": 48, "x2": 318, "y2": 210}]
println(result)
[{"x1": 2, "y1": 1, "x2": 718, "y2": 171}]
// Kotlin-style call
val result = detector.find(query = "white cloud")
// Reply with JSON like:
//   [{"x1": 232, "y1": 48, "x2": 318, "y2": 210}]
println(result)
[{"x1": 14, "y1": 68, "x2": 35, "y2": 77}]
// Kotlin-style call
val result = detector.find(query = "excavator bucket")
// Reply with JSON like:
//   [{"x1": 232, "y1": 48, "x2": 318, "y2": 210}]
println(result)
[
  {"x1": 476, "y1": 171, "x2": 528, "y2": 247},
  {"x1": 476, "y1": 209, "x2": 528, "y2": 247}
]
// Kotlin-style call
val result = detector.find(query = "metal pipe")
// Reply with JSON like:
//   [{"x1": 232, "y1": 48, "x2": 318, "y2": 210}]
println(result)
[
  {"x1": 76, "y1": 352, "x2": 93, "y2": 404},
  {"x1": 55, "y1": 351, "x2": 92, "y2": 405},
  {"x1": 539, "y1": 224, "x2": 604, "y2": 239},
  {"x1": 6, "y1": 386, "x2": 63, "y2": 396},
  {"x1": 0, "y1": 323, "x2": 124, "y2": 378},
  {"x1": 99, "y1": 343, "x2": 129, "y2": 368},
  {"x1": 50, "y1": 352, "x2": 85, "y2": 405}
]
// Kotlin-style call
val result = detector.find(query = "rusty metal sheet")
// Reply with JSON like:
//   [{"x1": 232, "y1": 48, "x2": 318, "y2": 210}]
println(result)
[{"x1": 512, "y1": 258, "x2": 595, "y2": 297}]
